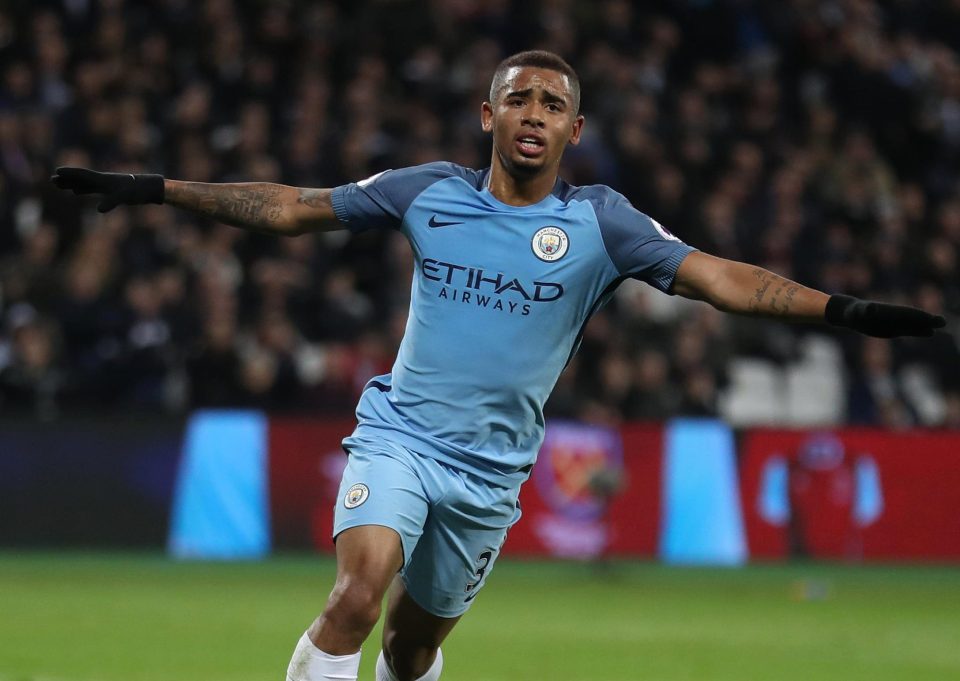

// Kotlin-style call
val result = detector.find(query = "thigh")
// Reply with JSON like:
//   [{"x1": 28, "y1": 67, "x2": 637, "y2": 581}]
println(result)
[
  {"x1": 333, "y1": 441, "x2": 430, "y2": 568},
  {"x1": 333, "y1": 524, "x2": 405, "y2": 595},
  {"x1": 401, "y1": 470, "x2": 521, "y2": 618},
  {"x1": 307, "y1": 525, "x2": 403, "y2": 653}
]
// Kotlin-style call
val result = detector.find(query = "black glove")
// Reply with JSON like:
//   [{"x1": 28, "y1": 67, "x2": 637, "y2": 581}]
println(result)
[
  {"x1": 50, "y1": 167, "x2": 165, "y2": 213},
  {"x1": 826, "y1": 294, "x2": 946, "y2": 338}
]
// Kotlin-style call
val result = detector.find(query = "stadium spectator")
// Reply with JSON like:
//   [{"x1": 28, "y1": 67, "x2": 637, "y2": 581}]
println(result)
[{"x1": 0, "y1": 0, "x2": 957, "y2": 426}]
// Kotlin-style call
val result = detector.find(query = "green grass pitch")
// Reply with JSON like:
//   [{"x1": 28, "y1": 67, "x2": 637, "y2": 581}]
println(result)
[{"x1": 0, "y1": 553, "x2": 958, "y2": 681}]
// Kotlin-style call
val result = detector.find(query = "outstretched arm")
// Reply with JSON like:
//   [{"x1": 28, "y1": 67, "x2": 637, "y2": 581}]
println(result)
[
  {"x1": 672, "y1": 252, "x2": 827, "y2": 321},
  {"x1": 51, "y1": 167, "x2": 341, "y2": 236},
  {"x1": 163, "y1": 180, "x2": 338, "y2": 235},
  {"x1": 672, "y1": 251, "x2": 945, "y2": 338}
]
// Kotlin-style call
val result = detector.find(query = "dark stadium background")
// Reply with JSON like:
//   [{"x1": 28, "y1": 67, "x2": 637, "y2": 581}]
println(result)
[
  {"x1": 2, "y1": 0, "x2": 959, "y2": 425},
  {"x1": 1, "y1": 2, "x2": 959, "y2": 680}
]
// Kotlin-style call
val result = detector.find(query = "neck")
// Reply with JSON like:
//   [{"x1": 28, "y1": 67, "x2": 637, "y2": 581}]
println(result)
[{"x1": 486, "y1": 156, "x2": 558, "y2": 206}]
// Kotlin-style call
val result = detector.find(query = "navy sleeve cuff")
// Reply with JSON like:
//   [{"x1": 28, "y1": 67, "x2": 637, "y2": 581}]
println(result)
[
  {"x1": 653, "y1": 246, "x2": 697, "y2": 294},
  {"x1": 331, "y1": 185, "x2": 355, "y2": 229}
]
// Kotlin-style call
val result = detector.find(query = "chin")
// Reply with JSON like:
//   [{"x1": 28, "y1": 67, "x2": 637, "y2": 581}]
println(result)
[{"x1": 508, "y1": 155, "x2": 547, "y2": 176}]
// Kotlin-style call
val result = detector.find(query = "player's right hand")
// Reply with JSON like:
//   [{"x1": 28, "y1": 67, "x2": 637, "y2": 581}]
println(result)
[
  {"x1": 50, "y1": 167, "x2": 165, "y2": 213},
  {"x1": 826, "y1": 294, "x2": 946, "y2": 338}
]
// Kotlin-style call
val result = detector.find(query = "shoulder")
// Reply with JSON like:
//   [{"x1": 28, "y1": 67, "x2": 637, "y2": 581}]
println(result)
[
  {"x1": 372, "y1": 161, "x2": 483, "y2": 190},
  {"x1": 557, "y1": 182, "x2": 692, "y2": 283},
  {"x1": 340, "y1": 161, "x2": 480, "y2": 211},
  {"x1": 416, "y1": 161, "x2": 482, "y2": 184},
  {"x1": 554, "y1": 181, "x2": 630, "y2": 214},
  {"x1": 555, "y1": 182, "x2": 647, "y2": 228},
  {"x1": 333, "y1": 162, "x2": 482, "y2": 228},
  {"x1": 351, "y1": 162, "x2": 484, "y2": 205}
]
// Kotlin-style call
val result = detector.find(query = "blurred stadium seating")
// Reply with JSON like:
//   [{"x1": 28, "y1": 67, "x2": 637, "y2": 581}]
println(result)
[
  {"x1": 0, "y1": 0, "x2": 959, "y2": 428},
  {"x1": 4, "y1": 9, "x2": 960, "y2": 681}
]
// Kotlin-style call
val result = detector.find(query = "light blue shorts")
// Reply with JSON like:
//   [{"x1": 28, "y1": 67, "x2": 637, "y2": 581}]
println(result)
[{"x1": 333, "y1": 436, "x2": 522, "y2": 618}]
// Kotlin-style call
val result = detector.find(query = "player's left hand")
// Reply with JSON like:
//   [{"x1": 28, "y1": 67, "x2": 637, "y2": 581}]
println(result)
[
  {"x1": 50, "y1": 166, "x2": 165, "y2": 213},
  {"x1": 826, "y1": 294, "x2": 946, "y2": 338}
]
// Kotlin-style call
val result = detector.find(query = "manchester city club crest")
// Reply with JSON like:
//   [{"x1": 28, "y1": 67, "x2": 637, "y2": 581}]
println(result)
[
  {"x1": 532, "y1": 226, "x2": 569, "y2": 262},
  {"x1": 343, "y1": 483, "x2": 369, "y2": 509}
]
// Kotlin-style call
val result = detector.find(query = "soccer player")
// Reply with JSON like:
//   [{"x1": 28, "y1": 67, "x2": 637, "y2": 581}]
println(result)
[{"x1": 52, "y1": 51, "x2": 944, "y2": 681}]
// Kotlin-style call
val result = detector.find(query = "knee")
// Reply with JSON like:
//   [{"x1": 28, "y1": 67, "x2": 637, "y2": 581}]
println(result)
[{"x1": 322, "y1": 575, "x2": 383, "y2": 636}]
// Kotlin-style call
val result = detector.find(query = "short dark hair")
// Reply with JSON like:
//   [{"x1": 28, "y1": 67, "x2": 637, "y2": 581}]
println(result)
[{"x1": 489, "y1": 50, "x2": 581, "y2": 115}]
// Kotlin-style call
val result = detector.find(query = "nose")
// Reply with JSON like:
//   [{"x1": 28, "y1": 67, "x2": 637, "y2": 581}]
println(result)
[{"x1": 522, "y1": 105, "x2": 545, "y2": 128}]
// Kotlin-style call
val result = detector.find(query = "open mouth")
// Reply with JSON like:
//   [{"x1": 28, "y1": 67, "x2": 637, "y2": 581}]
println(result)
[{"x1": 516, "y1": 135, "x2": 545, "y2": 156}]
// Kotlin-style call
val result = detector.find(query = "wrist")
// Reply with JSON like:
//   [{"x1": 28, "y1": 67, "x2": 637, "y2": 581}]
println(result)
[
  {"x1": 825, "y1": 294, "x2": 856, "y2": 327},
  {"x1": 135, "y1": 173, "x2": 165, "y2": 205}
]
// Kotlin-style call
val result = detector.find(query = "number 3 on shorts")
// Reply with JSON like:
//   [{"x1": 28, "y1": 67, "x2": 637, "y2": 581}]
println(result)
[{"x1": 464, "y1": 550, "x2": 494, "y2": 602}]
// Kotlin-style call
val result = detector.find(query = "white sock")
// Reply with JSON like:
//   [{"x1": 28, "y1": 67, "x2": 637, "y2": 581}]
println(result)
[
  {"x1": 375, "y1": 648, "x2": 443, "y2": 681},
  {"x1": 375, "y1": 652, "x2": 399, "y2": 681},
  {"x1": 286, "y1": 631, "x2": 361, "y2": 681}
]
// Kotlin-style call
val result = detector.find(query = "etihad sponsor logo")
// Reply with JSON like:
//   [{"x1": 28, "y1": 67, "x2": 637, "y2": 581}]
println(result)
[{"x1": 422, "y1": 257, "x2": 564, "y2": 316}]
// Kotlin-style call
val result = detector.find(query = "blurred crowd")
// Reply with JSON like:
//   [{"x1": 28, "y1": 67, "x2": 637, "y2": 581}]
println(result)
[{"x1": 1, "y1": 0, "x2": 959, "y2": 426}]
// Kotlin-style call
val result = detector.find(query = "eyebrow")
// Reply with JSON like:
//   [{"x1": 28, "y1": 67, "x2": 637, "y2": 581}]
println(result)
[{"x1": 504, "y1": 88, "x2": 568, "y2": 106}]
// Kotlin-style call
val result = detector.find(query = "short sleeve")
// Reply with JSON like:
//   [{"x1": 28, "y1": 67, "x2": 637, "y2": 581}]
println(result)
[
  {"x1": 593, "y1": 189, "x2": 696, "y2": 293},
  {"x1": 331, "y1": 162, "x2": 464, "y2": 233}
]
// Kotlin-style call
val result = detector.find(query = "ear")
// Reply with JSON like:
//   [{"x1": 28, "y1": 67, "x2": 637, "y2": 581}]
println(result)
[
  {"x1": 480, "y1": 101, "x2": 494, "y2": 133},
  {"x1": 568, "y1": 114, "x2": 585, "y2": 146}
]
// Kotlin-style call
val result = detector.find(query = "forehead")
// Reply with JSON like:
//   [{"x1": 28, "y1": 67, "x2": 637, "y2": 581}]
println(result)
[{"x1": 499, "y1": 66, "x2": 572, "y2": 99}]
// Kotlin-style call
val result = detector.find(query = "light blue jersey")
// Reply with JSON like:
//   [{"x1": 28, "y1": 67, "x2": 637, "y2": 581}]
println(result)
[{"x1": 332, "y1": 162, "x2": 694, "y2": 485}]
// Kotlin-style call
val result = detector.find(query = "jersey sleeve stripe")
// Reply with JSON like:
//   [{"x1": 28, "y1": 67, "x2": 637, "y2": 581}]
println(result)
[
  {"x1": 648, "y1": 245, "x2": 696, "y2": 293},
  {"x1": 331, "y1": 185, "x2": 352, "y2": 226}
]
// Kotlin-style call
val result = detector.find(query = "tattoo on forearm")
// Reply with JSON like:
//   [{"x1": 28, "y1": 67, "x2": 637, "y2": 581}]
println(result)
[
  {"x1": 769, "y1": 282, "x2": 786, "y2": 313},
  {"x1": 167, "y1": 182, "x2": 285, "y2": 230},
  {"x1": 297, "y1": 187, "x2": 331, "y2": 210},
  {"x1": 748, "y1": 268, "x2": 772, "y2": 312},
  {"x1": 747, "y1": 268, "x2": 801, "y2": 316},
  {"x1": 784, "y1": 284, "x2": 799, "y2": 310}
]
